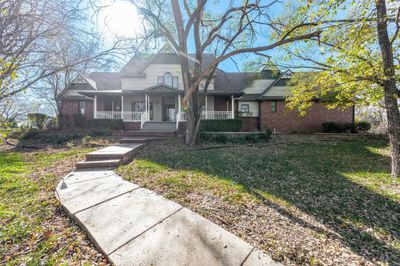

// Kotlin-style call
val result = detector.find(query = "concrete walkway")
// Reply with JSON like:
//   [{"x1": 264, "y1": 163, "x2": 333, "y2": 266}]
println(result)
[{"x1": 56, "y1": 145, "x2": 280, "y2": 265}]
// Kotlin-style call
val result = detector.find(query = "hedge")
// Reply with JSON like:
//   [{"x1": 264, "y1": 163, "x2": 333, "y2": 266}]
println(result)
[
  {"x1": 199, "y1": 119, "x2": 242, "y2": 132},
  {"x1": 86, "y1": 119, "x2": 124, "y2": 130},
  {"x1": 322, "y1": 121, "x2": 371, "y2": 133},
  {"x1": 200, "y1": 131, "x2": 271, "y2": 143}
]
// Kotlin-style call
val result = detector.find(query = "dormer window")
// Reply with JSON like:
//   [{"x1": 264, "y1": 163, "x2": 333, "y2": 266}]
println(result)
[{"x1": 158, "y1": 72, "x2": 179, "y2": 88}]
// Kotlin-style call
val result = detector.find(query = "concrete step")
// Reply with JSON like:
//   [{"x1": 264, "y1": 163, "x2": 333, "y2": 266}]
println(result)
[
  {"x1": 85, "y1": 144, "x2": 140, "y2": 161},
  {"x1": 142, "y1": 122, "x2": 176, "y2": 131},
  {"x1": 121, "y1": 131, "x2": 176, "y2": 137},
  {"x1": 76, "y1": 159, "x2": 122, "y2": 169},
  {"x1": 119, "y1": 137, "x2": 168, "y2": 144}
]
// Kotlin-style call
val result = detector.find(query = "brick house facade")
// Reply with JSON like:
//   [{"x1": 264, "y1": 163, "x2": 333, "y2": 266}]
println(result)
[
  {"x1": 59, "y1": 51, "x2": 354, "y2": 132},
  {"x1": 259, "y1": 101, "x2": 354, "y2": 133}
]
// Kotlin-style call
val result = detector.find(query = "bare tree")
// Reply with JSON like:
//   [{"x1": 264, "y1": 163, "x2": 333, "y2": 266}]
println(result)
[
  {"x1": 0, "y1": 0, "x2": 125, "y2": 104},
  {"x1": 34, "y1": 32, "x2": 116, "y2": 116},
  {"x1": 128, "y1": 0, "x2": 322, "y2": 145}
]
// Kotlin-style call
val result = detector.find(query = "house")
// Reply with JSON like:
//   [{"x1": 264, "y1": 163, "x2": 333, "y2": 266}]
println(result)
[{"x1": 59, "y1": 51, "x2": 354, "y2": 132}]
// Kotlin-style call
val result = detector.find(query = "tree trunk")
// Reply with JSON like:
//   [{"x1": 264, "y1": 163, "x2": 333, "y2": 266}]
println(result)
[
  {"x1": 375, "y1": 0, "x2": 400, "y2": 177},
  {"x1": 185, "y1": 89, "x2": 200, "y2": 145}
]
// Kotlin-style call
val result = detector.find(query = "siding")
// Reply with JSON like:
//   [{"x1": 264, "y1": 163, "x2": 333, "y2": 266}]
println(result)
[
  {"x1": 238, "y1": 101, "x2": 259, "y2": 117},
  {"x1": 122, "y1": 64, "x2": 214, "y2": 91},
  {"x1": 263, "y1": 86, "x2": 291, "y2": 97},
  {"x1": 243, "y1": 79, "x2": 274, "y2": 94}
]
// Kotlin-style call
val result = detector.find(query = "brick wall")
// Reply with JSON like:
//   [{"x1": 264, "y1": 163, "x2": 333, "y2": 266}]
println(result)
[
  {"x1": 123, "y1": 122, "x2": 140, "y2": 130},
  {"x1": 260, "y1": 100, "x2": 354, "y2": 133},
  {"x1": 240, "y1": 117, "x2": 259, "y2": 132},
  {"x1": 214, "y1": 97, "x2": 228, "y2": 111},
  {"x1": 60, "y1": 99, "x2": 94, "y2": 126}
]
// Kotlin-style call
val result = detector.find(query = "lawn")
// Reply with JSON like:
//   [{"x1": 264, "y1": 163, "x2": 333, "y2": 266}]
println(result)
[
  {"x1": 117, "y1": 138, "x2": 400, "y2": 265},
  {"x1": 0, "y1": 142, "x2": 110, "y2": 265}
]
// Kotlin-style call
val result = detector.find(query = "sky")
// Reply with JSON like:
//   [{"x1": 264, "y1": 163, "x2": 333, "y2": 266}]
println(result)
[
  {"x1": 94, "y1": 0, "x2": 399, "y2": 73},
  {"x1": 95, "y1": 0, "x2": 286, "y2": 72}
]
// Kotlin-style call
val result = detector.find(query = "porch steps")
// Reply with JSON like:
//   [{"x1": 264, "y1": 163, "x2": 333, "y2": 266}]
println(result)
[
  {"x1": 121, "y1": 131, "x2": 176, "y2": 137},
  {"x1": 76, "y1": 159, "x2": 122, "y2": 169},
  {"x1": 142, "y1": 122, "x2": 176, "y2": 132},
  {"x1": 76, "y1": 144, "x2": 142, "y2": 169},
  {"x1": 119, "y1": 137, "x2": 169, "y2": 144}
]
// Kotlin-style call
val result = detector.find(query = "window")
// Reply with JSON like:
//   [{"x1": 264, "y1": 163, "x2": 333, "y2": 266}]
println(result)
[
  {"x1": 79, "y1": 101, "x2": 86, "y2": 115},
  {"x1": 157, "y1": 72, "x2": 179, "y2": 88},
  {"x1": 172, "y1": 76, "x2": 178, "y2": 88},
  {"x1": 131, "y1": 102, "x2": 146, "y2": 112},
  {"x1": 271, "y1": 101, "x2": 277, "y2": 112},
  {"x1": 163, "y1": 72, "x2": 173, "y2": 87},
  {"x1": 240, "y1": 104, "x2": 250, "y2": 113}
]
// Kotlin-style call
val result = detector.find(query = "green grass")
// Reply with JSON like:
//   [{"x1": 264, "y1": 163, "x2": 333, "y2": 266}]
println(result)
[
  {"x1": 0, "y1": 147, "x2": 94, "y2": 265},
  {"x1": 117, "y1": 139, "x2": 400, "y2": 265}
]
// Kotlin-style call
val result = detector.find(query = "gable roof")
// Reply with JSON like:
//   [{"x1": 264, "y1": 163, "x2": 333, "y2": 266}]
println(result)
[
  {"x1": 87, "y1": 72, "x2": 121, "y2": 91},
  {"x1": 257, "y1": 70, "x2": 292, "y2": 100},
  {"x1": 120, "y1": 52, "x2": 215, "y2": 77},
  {"x1": 214, "y1": 70, "x2": 258, "y2": 94}
]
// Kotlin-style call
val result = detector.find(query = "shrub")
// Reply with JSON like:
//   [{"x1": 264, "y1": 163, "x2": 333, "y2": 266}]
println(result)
[
  {"x1": 201, "y1": 132, "x2": 270, "y2": 144},
  {"x1": 322, "y1": 122, "x2": 355, "y2": 133},
  {"x1": 244, "y1": 134, "x2": 257, "y2": 143},
  {"x1": 82, "y1": 135, "x2": 93, "y2": 145},
  {"x1": 88, "y1": 128, "x2": 111, "y2": 137},
  {"x1": 214, "y1": 134, "x2": 229, "y2": 143},
  {"x1": 355, "y1": 121, "x2": 371, "y2": 132},
  {"x1": 73, "y1": 114, "x2": 86, "y2": 127},
  {"x1": 27, "y1": 113, "x2": 49, "y2": 129},
  {"x1": 322, "y1": 121, "x2": 371, "y2": 133},
  {"x1": 20, "y1": 128, "x2": 40, "y2": 140},
  {"x1": 259, "y1": 128, "x2": 272, "y2": 141},
  {"x1": 87, "y1": 119, "x2": 124, "y2": 130},
  {"x1": 199, "y1": 119, "x2": 242, "y2": 132}
]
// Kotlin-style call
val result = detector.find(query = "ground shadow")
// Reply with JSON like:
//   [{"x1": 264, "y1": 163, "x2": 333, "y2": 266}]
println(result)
[{"x1": 136, "y1": 139, "x2": 400, "y2": 264}]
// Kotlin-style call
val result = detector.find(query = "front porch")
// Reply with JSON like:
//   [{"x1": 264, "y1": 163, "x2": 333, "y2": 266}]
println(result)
[{"x1": 93, "y1": 92, "x2": 236, "y2": 128}]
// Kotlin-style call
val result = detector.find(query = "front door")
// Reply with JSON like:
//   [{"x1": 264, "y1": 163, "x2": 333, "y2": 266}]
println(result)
[{"x1": 163, "y1": 104, "x2": 175, "y2": 121}]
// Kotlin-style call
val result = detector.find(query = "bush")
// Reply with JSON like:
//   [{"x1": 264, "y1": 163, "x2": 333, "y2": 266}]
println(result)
[
  {"x1": 88, "y1": 128, "x2": 111, "y2": 137},
  {"x1": 199, "y1": 119, "x2": 242, "y2": 132},
  {"x1": 214, "y1": 134, "x2": 229, "y2": 143},
  {"x1": 259, "y1": 128, "x2": 272, "y2": 141},
  {"x1": 87, "y1": 119, "x2": 124, "y2": 130},
  {"x1": 27, "y1": 113, "x2": 49, "y2": 129},
  {"x1": 322, "y1": 121, "x2": 371, "y2": 133},
  {"x1": 356, "y1": 121, "x2": 371, "y2": 132},
  {"x1": 73, "y1": 114, "x2": 86, "y2": 127},
  {"x1": 200, "y1": 131, "x2": 271, "y2": 144},
  {"x1": 20, "y1": 128, "x2": 40, "y2": 140}
]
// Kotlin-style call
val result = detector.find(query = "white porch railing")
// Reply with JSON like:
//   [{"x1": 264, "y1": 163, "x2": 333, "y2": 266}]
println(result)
[
  {"x1": 122, "y1": 112, "x2": 143, "y2": 121},
  {"x1": 201, "y1": 111, "x2": 233, "y2": 120},
  {"x1": 95, "y1": 111, "x2": 144, "y2": 121},
  {"x1": 178, "y1": 111, "x2": 233, "y2": 121},
  {"x1": 95, "y1": 111, "x2": 122, "y2": 119},
  {"x1": 95, "y1": 110, "x2": 234, "y2": 123},
  {"x1": 140, "y1": 111, "x2": 149, "y2": 129}
]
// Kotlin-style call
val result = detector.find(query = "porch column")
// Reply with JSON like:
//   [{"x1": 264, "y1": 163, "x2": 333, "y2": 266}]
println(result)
[
  {"x1": 231, "y1": 95, "x2": 234, "y2": 119},
  {"x1": 94, "y1": 95, "x2": 97, "y2": 119},
  {"x1": 145, "y1": 94, "x2": 148, "y2": 112},
  {"x1": 178, "y1": 94, "x2": 181, "y2": 112},
  {"x1": 205, "y1": 95, "x2": 208, "y2": 119},
  {"x1": 112, "y1": 101, "x2": 114, "y2": 119},
  {"x1": 121, "y1": 94, "x2": 124, "y2": 120}
]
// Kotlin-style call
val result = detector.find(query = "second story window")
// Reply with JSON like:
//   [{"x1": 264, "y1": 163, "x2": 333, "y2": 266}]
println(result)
[
  {"x1": 158, "y1": 72, "x2": 179, "y2": 88},
  {"x1": 164, "y1": 72, "x2": 173, "y2": 86}
]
